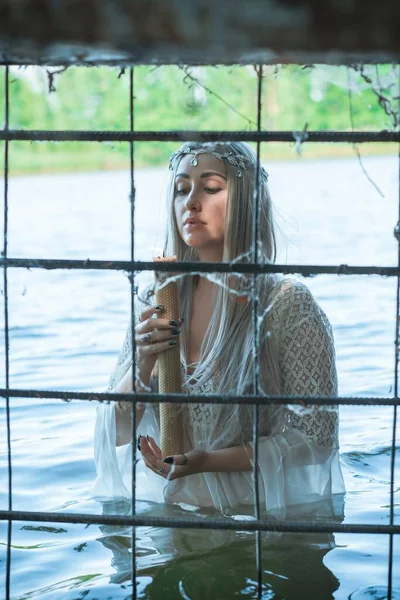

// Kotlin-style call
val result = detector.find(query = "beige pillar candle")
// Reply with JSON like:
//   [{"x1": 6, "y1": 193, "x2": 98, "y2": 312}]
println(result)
[{"x1": 153, "y1": 255, "x2": 184, "y2": 457}]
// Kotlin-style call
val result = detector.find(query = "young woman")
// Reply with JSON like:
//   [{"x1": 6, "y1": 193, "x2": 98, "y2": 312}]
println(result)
[{"x1": 93, "y1": 142, "x2": 345, "y2": 520}]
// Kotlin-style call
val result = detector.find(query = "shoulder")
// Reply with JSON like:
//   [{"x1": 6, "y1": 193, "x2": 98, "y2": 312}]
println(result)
[
  {"x1": 267, "y1": 277, "x2": 332, "y2": 335},
  {"x1": 269, "y1": 277, "x2": 317, "y2": 318}
]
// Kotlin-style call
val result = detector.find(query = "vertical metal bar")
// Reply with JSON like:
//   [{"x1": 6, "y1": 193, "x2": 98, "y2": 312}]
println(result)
[
  {"x1": 252, "y1": 63, "x2": 263, "y2": 600},
  {"x1": 388, "y1": 64, "x2": 400, "y2": 600},
  {"x1": 129, "y1": 66, "x2": 137, "y2": 600},
  {"x1": 2, "y1": 65, "x2": 11, "y2": 600}
]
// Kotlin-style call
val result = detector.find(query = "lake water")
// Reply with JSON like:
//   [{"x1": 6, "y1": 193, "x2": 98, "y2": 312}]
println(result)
[{"x1": 0, "y1": 154, "x2": 400, "y2": 599}]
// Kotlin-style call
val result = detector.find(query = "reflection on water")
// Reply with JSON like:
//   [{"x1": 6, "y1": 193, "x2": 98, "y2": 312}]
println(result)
[
  {"x1": 87, "y1": 497, "x2": 345, "y2": 600},
  {"x1": 350, "y1": 588, "x2": 400, "y2": 600}
]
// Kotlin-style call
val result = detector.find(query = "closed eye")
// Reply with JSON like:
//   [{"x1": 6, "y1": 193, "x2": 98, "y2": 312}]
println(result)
[{"x1": 175, "y1": 187, "x2": 222, "y2": 196}]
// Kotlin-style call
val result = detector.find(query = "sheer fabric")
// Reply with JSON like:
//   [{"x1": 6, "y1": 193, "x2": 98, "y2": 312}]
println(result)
[{"x1": 92, "y1": 279, "x2": 345, "y2": 520}]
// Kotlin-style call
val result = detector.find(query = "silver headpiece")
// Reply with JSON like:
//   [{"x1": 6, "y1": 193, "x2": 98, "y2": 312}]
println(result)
[{"x1": 169, "y1": 143, "x2": 269, "y2": 181}]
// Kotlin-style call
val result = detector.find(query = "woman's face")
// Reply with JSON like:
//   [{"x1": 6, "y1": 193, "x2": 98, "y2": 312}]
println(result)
[{"x1": 174, "y1": 153, "x2": 228, "y2": 260}]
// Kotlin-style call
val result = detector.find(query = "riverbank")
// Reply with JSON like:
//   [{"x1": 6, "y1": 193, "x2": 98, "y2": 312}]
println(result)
[{"x1": 0, "y1": 140, "x2": 397, "y2": 176}]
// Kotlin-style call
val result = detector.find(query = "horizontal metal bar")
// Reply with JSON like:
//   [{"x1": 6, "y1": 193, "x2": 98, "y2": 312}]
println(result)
[
  {"x1": 0, "y1": 130, "x2": 398, "y2": 144},
  {"x1": 1, "y1": 388, "x2": 399, "y2": 407},
  {"x1": 0, "y1": 509, "x2": 399, "y2": 535},
  {"x1": 1, "y1": 56, "x2": 400, "y2": 68},
  {"x1": 1, "y1": 257, "x2": 399, "y2": 277}
]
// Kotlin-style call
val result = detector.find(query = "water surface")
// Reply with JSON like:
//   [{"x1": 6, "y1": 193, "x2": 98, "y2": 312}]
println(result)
[{"x1": 1, "y1": 155, "x2": 399, "y2": 599}]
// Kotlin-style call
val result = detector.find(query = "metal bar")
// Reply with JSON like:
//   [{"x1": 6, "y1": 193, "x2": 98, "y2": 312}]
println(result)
[
  {"x1": 2, "y1": 64, "x2": 11, "y2": 600},
  {"x1": 1, "y1": 257, "x2": 399, "y2": 277},
  {"x1": 0, "y1": 130, "x2": 398, "y2": 143},
  {"x1": 251, "y1": 64, "x2": 263, "y2": 599},
  {"x1": 387, "y1": 65, "x2": 400, "y2": 600},
  {"x1": 1, "y1": 509, "x2": 399, "y2": 535},
  {"x1": 2, "y1": 388, "x2": 400, "y2": 407},
  {"x1": 0, "y1": 56, "x2": 397, "y2": 68},
  {"x1": 129, "y1": 65, "x2": 137, "y2": 600}
]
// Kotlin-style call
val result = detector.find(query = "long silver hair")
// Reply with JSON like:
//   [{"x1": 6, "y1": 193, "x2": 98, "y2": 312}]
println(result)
[{"x1": 160, "y1": 141, "x2": 285, "y2": 451}]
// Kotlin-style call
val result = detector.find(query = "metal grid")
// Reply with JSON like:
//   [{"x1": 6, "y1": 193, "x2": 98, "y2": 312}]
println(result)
[{"x1": 0, "y1": 64, "x2": 399, "y2": 600}]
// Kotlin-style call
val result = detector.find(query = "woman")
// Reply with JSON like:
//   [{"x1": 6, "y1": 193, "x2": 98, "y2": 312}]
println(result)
[{"x1": 93, "y1": 141, "x2": 345, "y2": 520}]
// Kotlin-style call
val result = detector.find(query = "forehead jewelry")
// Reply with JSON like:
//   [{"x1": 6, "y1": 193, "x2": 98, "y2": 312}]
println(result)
[{"x1": 169, "y1": 143, "x2": 269, "y2": 181}]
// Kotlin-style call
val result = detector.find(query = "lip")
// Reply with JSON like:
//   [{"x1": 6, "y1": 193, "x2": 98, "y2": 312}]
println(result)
[{"x1": 183, "y1": 217, "x2": 205, "y2": 227}]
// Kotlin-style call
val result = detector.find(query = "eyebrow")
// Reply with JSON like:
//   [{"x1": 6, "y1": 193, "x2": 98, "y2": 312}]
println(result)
[{"x1": 175, "y1": 171, "x2": 227, "y2": 181}]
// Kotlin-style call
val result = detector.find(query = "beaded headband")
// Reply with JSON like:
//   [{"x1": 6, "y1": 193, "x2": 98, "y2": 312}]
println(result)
[{"x1": 169, "y1": 143, "x2": 269, "y2": 181}]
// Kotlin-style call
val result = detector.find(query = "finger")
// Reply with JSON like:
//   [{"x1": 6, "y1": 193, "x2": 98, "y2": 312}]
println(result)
[
  {"x1": 163, "y1": 454, "x2": 188, "y2": 466},
  {"x1": 139, "y1": 304, "x2": 164, "y2": 322},
  {"x1": 142, "y1": 455, "x2": 159, "y2": 472},
  {"x1": 136, "y1": 327, "x2": 181, "y2": 346},
  {"x1": 137, "y1": 317, "x2": 182, "y2": 334},
  {"x1": 139, "y1": 436, "x2": 158, "y2": 460},
  {"x1": 141, "y1": 453, "x2": 171, "y2": 478},
  {"x1": 140, "y1": 339, "x2": 179, "y2": 355},
  {"x1": 146, "y1": 436, "x2": 162, "y2": 460}
]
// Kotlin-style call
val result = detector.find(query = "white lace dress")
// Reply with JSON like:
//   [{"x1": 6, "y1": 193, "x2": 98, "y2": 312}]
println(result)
[{"x1": 93, "y1": 279, "x2": 345, "y2": 520}]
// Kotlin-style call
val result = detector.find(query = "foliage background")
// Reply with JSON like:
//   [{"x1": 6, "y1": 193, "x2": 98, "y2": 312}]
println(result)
[{"x1": 0, "y1": 64, "x2": 397, "y2": 175}]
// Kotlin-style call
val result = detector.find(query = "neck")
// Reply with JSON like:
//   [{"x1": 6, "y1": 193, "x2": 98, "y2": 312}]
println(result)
[{"x1": 198, "y1": 245, "x2": 224, "y2": 263}]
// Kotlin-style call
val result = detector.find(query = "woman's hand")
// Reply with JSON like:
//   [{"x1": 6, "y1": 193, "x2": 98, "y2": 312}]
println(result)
[
  {"x1": 138, "y1": 435, "x2": 209, "y2": 480},
  {"x1": 114, "y1": 305, "x2": 182, "y2": 446},
  {"x1": 139, "y1": 436, "x2": 254, "y2": 474},
  {"x1": 135, "y1": 304, "x2": 182, "y2": 388}
]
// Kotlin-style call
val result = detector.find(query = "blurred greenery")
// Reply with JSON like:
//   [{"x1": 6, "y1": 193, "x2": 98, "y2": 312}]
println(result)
[{"x1": 0, "y1": 64, "x2": 397, "y2": 175}]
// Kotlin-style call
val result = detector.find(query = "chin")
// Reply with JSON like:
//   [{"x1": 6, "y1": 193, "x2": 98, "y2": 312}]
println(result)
[{"x1": 183, "y1": 234, "x2": 205, "y2": 247}]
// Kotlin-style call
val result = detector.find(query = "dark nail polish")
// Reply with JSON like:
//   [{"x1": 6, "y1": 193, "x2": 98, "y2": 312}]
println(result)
[
  {"x1": 163, "y1": 457, "x2": 173, "y2": 464},
  {"x1": 171, "y1": 328, "x2": 180, "y2": 335},
  {"x1": 169, "y1": 339, "x2": 177, "y2": 346},
  {"x1": 179, "y1": 317, "x2": 185, "y2": 323},
  {"x1": 146, "y1": 435, "x2": 150, "y2": 441},
  {"x1": 155, "y1": 305, "x2": 163, "y2": 310},
  {"x1": 137, "y1": 435, "x2": 141, "y2": 451},
  {"x1": 169, "y1": 320, "x2": 179, "y2": 326}
]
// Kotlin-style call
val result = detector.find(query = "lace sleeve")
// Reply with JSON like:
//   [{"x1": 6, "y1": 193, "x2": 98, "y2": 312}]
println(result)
[
  {"x1": 106, "y1": 285, "x2": 155, "y2": 393},
  {"x1": 276, "y1": 280, "x2": 339, "y2": 448},
  {"x1": 106, "y1": 317, "x2": 134, "y2": 393}
]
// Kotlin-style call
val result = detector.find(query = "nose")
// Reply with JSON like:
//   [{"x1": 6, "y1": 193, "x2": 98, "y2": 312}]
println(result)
[{"x1": 184, "y1": 187, "x2": 201, "y2": 212}]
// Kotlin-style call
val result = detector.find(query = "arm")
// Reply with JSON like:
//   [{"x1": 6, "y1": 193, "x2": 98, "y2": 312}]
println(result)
[
  {"x1": 114, "y1": 367, "x2": 146, "y2": 447},
  {"x1": 277, "y1": 281, "x2": 339, "y2": 456},
  {"x1": 203, "y1": 443, "x2": 253, "y2": 472},
  {"x1": 139, "y1": 435, "x2": 253, "y2": 479}
]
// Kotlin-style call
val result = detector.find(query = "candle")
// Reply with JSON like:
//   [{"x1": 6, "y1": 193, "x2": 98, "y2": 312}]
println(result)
[{"x1": 153, "y1": 253, "x2": 184, "y2": 457}]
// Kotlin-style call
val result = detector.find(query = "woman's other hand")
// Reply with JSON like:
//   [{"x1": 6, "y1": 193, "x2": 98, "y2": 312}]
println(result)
[{"x1": 138, "y1": 435, "x2": 208, "y2": 480}]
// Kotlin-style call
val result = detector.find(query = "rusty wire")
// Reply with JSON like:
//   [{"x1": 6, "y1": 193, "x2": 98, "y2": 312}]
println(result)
[
  {"x1": 128, "y1": 65, "x2": 138, "y2": 596},
  {"x1": 2, "y1": 63, "x2": 11, "y2": 600},
  {"x1": 387, "y1": 63, "x2": 400, "y2": 600},
  {"x1": 1, "y1": 256, "x2": 400, "y2": 277},
  {"x1": 251, "y1": 63, "x2": 263, "y2": 599},
  {"x1": 2, "y1": 388, "x2": 400, "y2": 407},
  {"x1": 1, "y1": 64, "x2": 400, "y2": 600},
  {"x1": 0, "y1": 509, "x2": 399, "y2": 535},
  {"x1": 0, "y1": 129, "x2": 398, "y2": 143}
]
